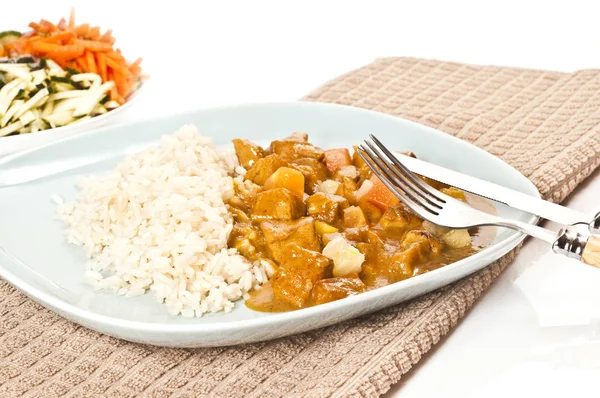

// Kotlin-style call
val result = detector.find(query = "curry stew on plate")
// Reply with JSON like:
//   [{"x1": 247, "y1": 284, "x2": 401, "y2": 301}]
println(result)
[{"x1": 227, "y1": 133, "x2": 486, "y2": 312}]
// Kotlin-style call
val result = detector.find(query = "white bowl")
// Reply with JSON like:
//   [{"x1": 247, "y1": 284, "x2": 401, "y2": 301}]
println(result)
[{"x1": 0, "y1": 81, "x2": 146, "y2": 157}]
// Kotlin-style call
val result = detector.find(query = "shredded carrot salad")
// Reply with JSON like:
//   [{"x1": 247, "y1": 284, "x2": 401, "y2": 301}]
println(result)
[{"x1": 6, "y1": 9, "x2": 143, "y2": 104}]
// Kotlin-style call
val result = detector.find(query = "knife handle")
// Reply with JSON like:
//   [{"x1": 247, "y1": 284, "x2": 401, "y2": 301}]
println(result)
[
  {"x1": 582, "y1": 235, "x2": 600, "y2": 268},
  {"x1": 553, "y1": 229, "x2": 600, "y2": 268}
]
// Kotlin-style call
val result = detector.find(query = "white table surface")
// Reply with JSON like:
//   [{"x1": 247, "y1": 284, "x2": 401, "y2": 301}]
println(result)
[{"x1": 5, "y1": 1, "x2": 600, "y2": 396}]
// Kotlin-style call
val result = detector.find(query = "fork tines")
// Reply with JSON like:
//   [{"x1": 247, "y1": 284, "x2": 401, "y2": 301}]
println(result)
[{"x1": 357, "y1": 135, "x2": 446, "y2": 219}]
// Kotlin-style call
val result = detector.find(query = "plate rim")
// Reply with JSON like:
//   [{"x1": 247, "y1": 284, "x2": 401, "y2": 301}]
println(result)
[{"x1": 0, "y1": 101, "x2": 539, "y2": 335}]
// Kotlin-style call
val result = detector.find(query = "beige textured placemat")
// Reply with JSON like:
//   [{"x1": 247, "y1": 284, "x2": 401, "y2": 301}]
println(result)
[{"x1": 2, "y1": 57, "x2": 600, "y2": 398}]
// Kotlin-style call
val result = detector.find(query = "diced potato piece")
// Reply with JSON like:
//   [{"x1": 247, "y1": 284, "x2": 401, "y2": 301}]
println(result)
[
  {"x1": 290, "y1": 157, "x2": 330, "y2": 193},
  {"x1": 315, "y1": 221, "x2": 339, "y2": 236},
  {"x1": 442, "y1": 229, "x2": 472, "y2": 248},
  {"x1": 307, "y1": 192, "x2": 349, "y2": 224},
  {"x1": 318, "y1": 179, "x2": 341, "y2": 195},
  {"x1": 251, "y1": 188, "x2": 305, "y2": 221},
  {"x1": 271, "y1": 243, "x2": 331, "y2": 308},
  {"x1": 245, "y1": 154, "x2": 288, "y2": 186},
  {"x1": 270, "y1": 140, "x2": 324, "y2": 162},
  {"x1": 260, "y1": 217, "x2": 321, "y2": 263},
  {"x1": 440, "y1": 187, "x2": 467, "y2": 202},
  {"x1": 324, "y1": 148, "x2": 352, "y2": 173},
  {"x1": 364, "y1": 175, "x2": 400, "y2": 211},
  {"x1": 232, "y1": 139, "x2": 264, "y2": 168},
  {"x1": 310, "y1": 274, "x2": 367, "y2": 305},
  {"x1": 422, "y1": 220, "x2": 450, "y2": 237},
  {"x1": 263, "y1": 167, "x2": 305, "y2": 198},
  {"x1": 322, "y1": 235, "x2": 365, "y2": 277},
  {"x1": 378, "y1": 204, "x2": 422, "y2": 234},
  {"x1": 343, "y1": 206, "x2": 367, "y2": 228}
]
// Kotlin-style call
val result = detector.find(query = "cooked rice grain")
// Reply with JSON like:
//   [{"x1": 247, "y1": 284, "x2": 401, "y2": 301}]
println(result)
[{"x1": 57, "y1": 124, "x2": 266, "y2": 317}]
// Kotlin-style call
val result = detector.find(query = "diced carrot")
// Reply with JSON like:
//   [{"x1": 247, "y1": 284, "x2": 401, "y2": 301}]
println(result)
[
  {"x1": 74, "y1": 24, "x2": 90, "y2": 37},
  {"x1": 99, "y1": 29, "x2": 115, "y2": 44},
  {"x1": 39, "y1": 19, "x2": 59, "y2": 33},
  {"x1": 365, "y1": 175, "x2": 400, "y2": 211},
  {"x1": 86, "y1": 51, "x2": 97, "y2": 74},
  {"x1": 96, "y1": 52, "x2": 108, "y2": 82},
  {"x1": 105, "y1": 56, "x2": 130, "y2": 76},
  {"x1": 47, "y1": 45, "x2": 84, "y2": 60},
  {"x1": 263, "y1": 167, "x2": 306, "y2": 198},
  {"x1": 109, "y1": 85, "x2": 118, "y2": 101},
  {"x1": 324, "y1": 148, "x2": 352, "y2": 173},
  {"x1": 76, "y1": 56, "x2": 88, "y2": 71},
  {"x1": 11, "y1": 10, "x2": 144, "y2": 105},
  {"x1": 41, "y1": 32, "x2": 75, "y2": 44},
  {"x1": 31, "y1": 42, "x2": 84, "y2": 59},
  {"x1": 30, "y1": 41, "x2": 60, "y2": 53},
  {"x1": 105, "y1": 50, "x2": 124, "y2": 61},
  {"x1": 0, "y1": 46, "x2": 4, "y2": 58},
  {"x1": 75, "y1": 39, "x2": 112, "y2": 52}
]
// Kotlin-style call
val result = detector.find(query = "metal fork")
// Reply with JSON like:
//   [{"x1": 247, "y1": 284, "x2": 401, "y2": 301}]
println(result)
[{"x1": 358, "y1": 135, "x2": 600, "y2": 268}]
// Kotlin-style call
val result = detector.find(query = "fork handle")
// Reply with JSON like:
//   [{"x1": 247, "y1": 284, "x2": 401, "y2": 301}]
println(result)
[
  {"x1": 553, "y1": 228, "x2": 600, "y2": 268},
  {"x1": 582, "y1": 235, "x2": 600, "y2": 268}
]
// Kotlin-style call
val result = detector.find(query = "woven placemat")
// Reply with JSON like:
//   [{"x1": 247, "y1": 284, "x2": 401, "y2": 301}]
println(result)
[{"x1": 2, "y1": 57, "x2": 600, "y2": 397}]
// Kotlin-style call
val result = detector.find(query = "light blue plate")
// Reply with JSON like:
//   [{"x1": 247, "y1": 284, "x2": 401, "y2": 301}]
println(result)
[{"x1": 0, "y1": 102, "x2": 538, "y2": 347}]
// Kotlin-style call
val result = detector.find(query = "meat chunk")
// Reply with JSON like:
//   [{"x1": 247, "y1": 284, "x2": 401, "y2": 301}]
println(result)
[
  {"x1": 259, "y1": 217, "x2": 321, "y2": 263},
  {"x1": 270, "y1": 140, "x2": 324, "y2": 162},
  {"x1": 290, "y1": 157, "x2": 330, "y2": 194},
  {"x1": 283, "y1": 132, "x2": 308, "y2": 142},
  {"x1": 251, "y1": 188, "x2": 306, "y2": 221},
  {"x1": 311, "y1": 274, "x2": 367, "y2": 305},
  {"x1": 334, "y1": 175, "x2": 359, "y2": 204},
  {"x1": 324, "y1": 148, "x2": 352, "y2": 173},
  {"x1": 306, "y1": 192, "x2": 349, "y2": 224},
  {"x1": 271, "y1": 243, "x2": 331, "y2": 308},
  {"x1": 378, "y1": 204, "x2": 422, "y2": 234},
  {"x1": 228, "y1": 222, "x2": 267, "y2": 262},
  {"x1": 401, "y1": 230, "x2": 443, "y2": 254},
  {"x1": 232, "y1": 139, "x2": 264, "y2": 169},
  {"x1": 384, "y1": 230, "x2": 444, "y2": 282},
  {"x1": 245, "y1": 154, "x2": 288, "y2": 186}
]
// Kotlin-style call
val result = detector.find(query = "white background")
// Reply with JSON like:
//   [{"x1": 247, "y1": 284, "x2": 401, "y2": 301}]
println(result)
[{"x1": 4, "y1": 1, "x2": 600, "y2": 396}]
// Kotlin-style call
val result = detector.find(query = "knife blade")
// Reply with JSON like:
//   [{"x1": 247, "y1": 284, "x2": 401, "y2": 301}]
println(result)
[{"x1": 397, "y1": 153, "x2": 589, "y2": 227}]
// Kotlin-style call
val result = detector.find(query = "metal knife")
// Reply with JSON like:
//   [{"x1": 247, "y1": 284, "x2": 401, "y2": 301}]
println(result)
[{"x1": 397, "y1": 153, "x2": 599, "y2": 233}]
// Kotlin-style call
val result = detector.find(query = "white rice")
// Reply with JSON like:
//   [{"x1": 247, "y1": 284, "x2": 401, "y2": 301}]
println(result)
[{"x1": 56, "y1": 124, "x2": 268, "y2": 317}]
